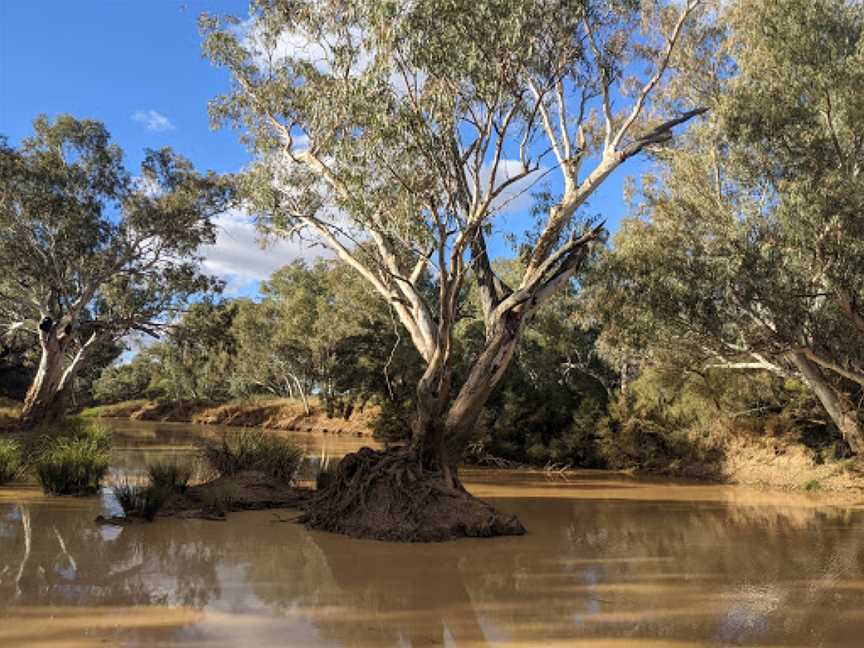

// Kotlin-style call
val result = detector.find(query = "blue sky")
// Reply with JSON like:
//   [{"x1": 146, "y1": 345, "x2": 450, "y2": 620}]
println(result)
[{"x1": 0, "y1": 0, "x2": 639, "y2": 297}]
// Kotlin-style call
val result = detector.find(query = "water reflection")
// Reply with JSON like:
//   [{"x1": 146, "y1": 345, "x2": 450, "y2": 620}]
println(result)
[
  {"x1": 0, "y1": 421, "x2": 863, "y2": 647},
  {"x1": 107, "y1": 419, "x2": 379, "y2": 482}
]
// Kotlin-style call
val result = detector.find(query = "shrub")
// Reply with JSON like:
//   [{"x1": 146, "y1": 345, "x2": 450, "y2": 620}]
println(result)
[
  {"x1": 114, "y1": 480, "x2": 170, "y2": 521},
  {"x1": 147, "y1": 458, "x2": 193, "y2": 492},
  {"x1": 30, "y1": 418, "x2": 112, "y2": 496},
  {"x1": 0, "y1": 400, "x2": 20, "y2": 430},
  {"x1": 0, "y1": 439, "x2": 22, "y2": 484},
  {"x1": 371, "y1": 399, "x2": 413, "y2": 441},
  {"x1": 201, "y1": 429, "x2": 303, "y2": 483}
]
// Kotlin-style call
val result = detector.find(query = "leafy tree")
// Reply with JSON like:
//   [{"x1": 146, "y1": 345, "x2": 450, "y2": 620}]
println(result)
[
  {"x1": 593, "y1": 0, "x2": 864, "y2": 452},
  {"x1": 152, "y1": 300, "x2": 239, "y2": 403},
  {"x1": 231, "y1": 259, "x2": 418, "y2": 415},
  {"x1": 202, "y1": 0, "x2": 711, "y2": 537},
  {"x1": 0, "y1": 116, "x2": 231, "y2": 428},
  {"x1": 92, "y1": 350, "x2": 161, "y2": 405}
]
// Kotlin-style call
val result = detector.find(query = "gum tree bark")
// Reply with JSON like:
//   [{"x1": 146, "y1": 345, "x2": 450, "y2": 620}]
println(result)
[
  {"x1": 19, "y1": 318, "x2": 103, "y2": 430},
  {"x1": 789, "y1": 351, "x2": 864, "y2": 455}
]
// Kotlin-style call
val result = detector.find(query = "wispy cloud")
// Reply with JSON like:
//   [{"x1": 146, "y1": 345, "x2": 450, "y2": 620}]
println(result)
[
  {"x1": 132, "y1": 109, "x2": 175, "y2": 132},
  {"x1": 200, "y1": 209, "x2": 332, "y2": 295}
]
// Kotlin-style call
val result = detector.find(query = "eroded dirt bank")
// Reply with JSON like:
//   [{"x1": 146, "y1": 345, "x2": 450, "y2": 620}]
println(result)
[{"x1": 80, "y1": 398, "x2": 377, "y2": 437}]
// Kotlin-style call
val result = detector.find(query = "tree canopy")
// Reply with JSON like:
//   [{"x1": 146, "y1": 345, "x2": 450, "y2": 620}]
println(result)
[
  {"x1": 592, "y1": 0, "x2": 864, "y2": 451},
  {"x1": 0, "y1": 115, "x2": 232, "y2": 426}
]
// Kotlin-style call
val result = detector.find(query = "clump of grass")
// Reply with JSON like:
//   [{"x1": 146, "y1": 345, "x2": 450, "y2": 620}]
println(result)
[
  {"x1": 29, "y1": 417, "x2": 112, "y2": 496},
  {"x1": 804, "y1": 479, "x2": 823, "y2": 492},
  {"x1": 200, "y1": 481, "x2": 240, "y2": 515},
  {"x1": 147, "y1": 458, "x2": 193, "y2": 492},
  {"x1": 24, "y1": 417, "x2": 111, "y2": 459},
  {"x1": 201, "y1": 429, "x2": 303, "y2": 484},
  {"x1": 315, "y1": 449, "x2": 338, "y2": 491},
  {"x1": 35, "y1": 436, "x2": 110, "y2": 495},
  {"x1": 114, "y1": 480, "x2": 170, "y2": 521},
  {"x1": 0, "y1": 439, "x2": 22, "y2": 484}
]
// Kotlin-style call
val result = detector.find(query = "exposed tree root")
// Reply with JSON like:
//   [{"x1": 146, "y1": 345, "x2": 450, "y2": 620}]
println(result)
[{"x1": 300, "y1": 447, "x2": 526, "y2": 542}]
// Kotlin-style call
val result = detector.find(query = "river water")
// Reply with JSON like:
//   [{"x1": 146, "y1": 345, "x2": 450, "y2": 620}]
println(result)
[{"x1": 1, "y1": 420, "x2": 864, "y2": 647}]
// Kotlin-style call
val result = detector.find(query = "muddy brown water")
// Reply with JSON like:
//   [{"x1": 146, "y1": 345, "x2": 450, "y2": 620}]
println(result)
[{"x1": 2, "y1": 420, "x2": 864, "y2": 647}]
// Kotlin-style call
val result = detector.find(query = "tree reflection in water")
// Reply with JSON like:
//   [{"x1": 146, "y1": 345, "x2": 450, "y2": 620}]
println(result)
[{"x1": 1, "y1": 475, "x2": 864, "y2": 647}]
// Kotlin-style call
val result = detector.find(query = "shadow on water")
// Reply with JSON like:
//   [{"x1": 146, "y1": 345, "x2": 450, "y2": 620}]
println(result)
[{"x1": 1, "y1": 420, "x2": 864, "y2": 647}]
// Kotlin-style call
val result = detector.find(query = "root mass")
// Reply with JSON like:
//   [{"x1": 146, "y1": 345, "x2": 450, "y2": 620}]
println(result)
[{"x1": 301, "y1": 447, "x2": 526, "y2": 542}]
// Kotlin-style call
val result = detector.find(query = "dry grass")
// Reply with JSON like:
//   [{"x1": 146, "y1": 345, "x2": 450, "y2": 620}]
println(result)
[{"x1": 722, "y1": 433, "x2": 864, "y2": 492}]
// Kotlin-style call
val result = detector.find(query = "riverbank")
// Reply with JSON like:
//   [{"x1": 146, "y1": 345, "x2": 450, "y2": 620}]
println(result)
[
  {"x1": 6, "y1": 396, "x2": 861, "y2": 495},
  {"x1": 80, "y1": 397, "x2": 378, "y2": 438}
]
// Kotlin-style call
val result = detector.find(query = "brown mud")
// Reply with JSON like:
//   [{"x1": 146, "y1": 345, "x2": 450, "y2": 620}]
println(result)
[
  {"x1": 107, "y1": 446, "x2": 525, "y2": 542},
  {"x1": 99, "y1": 472, "x2": 314, "y2": 523}
]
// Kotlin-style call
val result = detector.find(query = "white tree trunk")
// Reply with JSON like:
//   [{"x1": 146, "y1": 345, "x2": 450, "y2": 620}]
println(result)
[
  {"x1": 20, "y1": 333, "x2": 67, "y2": 429},
  {"x1": 789, "y1": 351, "x2": 864, "y2": 455}
]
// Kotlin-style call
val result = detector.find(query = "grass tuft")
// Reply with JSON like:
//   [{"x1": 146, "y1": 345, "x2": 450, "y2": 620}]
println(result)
[
  {"x1": 0, "y1": 439, "x2": 22, "y2": 484},
  {"x1": 804, "y1": 478, "x2": 823, "y2": 492},
  {"x1": 315, "y1": 449, "x2": 338, "y2": 491},
  {"x1": 201, "y1": 429, "x2": 303, "y2": 483},
  {"x1": 146, "y1": 458, "x2": 193, "y2": 492},
  {"x1": 29, "y1": 417, "x2": 112, "y2": 496},
  {"x1": 113, "y1": 480, "x2": 170, "y2": 521}
]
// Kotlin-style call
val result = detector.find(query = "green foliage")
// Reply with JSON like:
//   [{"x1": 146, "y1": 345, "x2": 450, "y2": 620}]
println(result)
[
  {"x1": 27, "y1": 417, "x2": 112, "y2": 495},
  {"x1": 804, "y1": 479, "x2": 823, "y2": 492},
  {"x1": 0, "y1": 439, "x2": 22, "y2": 484},
  {"x1": 113, "y1": 481, "x2": 171, "y2": 521},
  {"x1": 597, "y1": 397, "x2": 726, "y2": 479},
  {"x1": 147, "y1": 458, "x2": 193, "y2": 492},
  {"x1": 92, "y1": 354, "x2": 161, "y2": 405},
  {"x1": 0, "y1": 115, "x2": 231, "y2": 424},
  {"x1": 153, "y1": 300, "x2": 239, "y2": 403},
  {"x1": 201, "y1": 429, "x2": 303, "y2": 483},
  {"x1": 34, "y1": 437, "x2": 110, "y2": 496},
  {"x1": 462, "y1": 272, "x2": 613, "y2": 466},
  {"x1": 25, "y1": 417, "x2": 112, "y2": 459},
  {"x1": 371, "y1": 399, "x2": 415, "y2": 442},
  {"x1": 589, "y1": 0, "x2": 864, "y2": 453}
]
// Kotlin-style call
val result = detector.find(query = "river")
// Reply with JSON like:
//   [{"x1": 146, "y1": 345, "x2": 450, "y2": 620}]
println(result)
[{"x1": 1, "y1": 419, "x2": 863, "y2": 647}]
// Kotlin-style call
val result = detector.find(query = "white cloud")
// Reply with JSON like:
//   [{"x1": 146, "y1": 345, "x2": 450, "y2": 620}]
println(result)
[
  {"x1": 132, "y1": 109, "x2": 175, "y2": 132},
  {"x1": 200, "y1": 209, "x2": 331, "y2": 294},
  {"x1": 479, "y1": 159, "x2": 550, "y2": 217}
]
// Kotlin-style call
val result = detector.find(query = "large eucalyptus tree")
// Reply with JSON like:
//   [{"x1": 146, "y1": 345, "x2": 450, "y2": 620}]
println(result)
[
  {"x1": 0, "y1": 116, "x2": 231, "y2": 428},
  {"x1": 203, "y1": 0, "x2": 712, "y2": 539}
]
